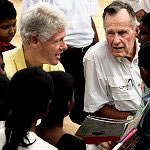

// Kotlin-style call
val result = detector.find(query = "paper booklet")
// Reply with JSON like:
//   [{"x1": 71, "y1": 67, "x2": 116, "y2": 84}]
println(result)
[{"x1": 75, "y1": 97, "x2": 150, "y2": 144}]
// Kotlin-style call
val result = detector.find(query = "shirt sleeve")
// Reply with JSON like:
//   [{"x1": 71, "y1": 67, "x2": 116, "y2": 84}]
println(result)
[
  {"x1": 83, "y1": 51, "x2": 111, "y2": 113},
  {"x1": 119, "y1": 0, "x2": 142, "y2": 12},
  {"x1": 144, "y1": 0, "x2": 150, "y2": 13},
  {"x1": 87, "y1": 0, "x2": 100, "y2": 16}
]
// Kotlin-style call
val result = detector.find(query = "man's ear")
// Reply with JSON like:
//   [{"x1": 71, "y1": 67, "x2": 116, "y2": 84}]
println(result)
[
  {"x1": 68, "y1": 98, "x2": 75, "y2": 113},
  {"x1": 140, "y1": 67, "x2": 146, "y2": 72},
  {"x1": 31, "y1": 35, "x2": 39, "y2": 48},
  {"x1": 39, "y1": 100, "x2": 51, "y2": 119},
  {"x1": 46, "y1": 100, "x2": 51, "y2": 115},
  {"x1": 135, "y1": 25, "x2": 140, "y2": 37}
]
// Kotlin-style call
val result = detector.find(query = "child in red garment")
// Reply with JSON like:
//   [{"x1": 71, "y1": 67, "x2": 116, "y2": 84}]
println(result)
[{"x1": 0, "y1": 0, "x2": 17, "y2": 52}]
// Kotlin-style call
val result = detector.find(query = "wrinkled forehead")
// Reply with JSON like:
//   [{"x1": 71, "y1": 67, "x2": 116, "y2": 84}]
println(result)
[
  {"x1": 104, "y1": 9, "x2": 131, "y2": 24},
  {"x1": 104, "y1": 14, "x2": 132, "y2": 32}
]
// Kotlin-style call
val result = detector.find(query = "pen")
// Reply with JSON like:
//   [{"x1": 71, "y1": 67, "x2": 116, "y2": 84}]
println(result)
[
  {"x1": 122, "y1": 128, "x2": 137, "y2": 143},
  {"x1": 112, "y1": 128, "x2": 138, "y2": 150},
  {"x1": 112, "y1": 142, "x2": 123, "y2": 150}
]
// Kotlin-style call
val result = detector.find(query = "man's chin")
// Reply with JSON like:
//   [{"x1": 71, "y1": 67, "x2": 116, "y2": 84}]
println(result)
[
  {"x1": 112, "y1": 53, "x2": 125, "y2": 58},
  {"x1": 50, "y1": 61, "x2": 59, "y2": 65}
]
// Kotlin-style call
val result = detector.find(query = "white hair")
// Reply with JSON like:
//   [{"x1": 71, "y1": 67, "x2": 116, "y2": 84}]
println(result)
[{"x1": 20, "y1": 2, "x2": 67, "y2": 44}]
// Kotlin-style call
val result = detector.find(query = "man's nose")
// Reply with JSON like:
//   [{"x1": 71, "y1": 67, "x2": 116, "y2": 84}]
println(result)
[
  {"x1": 113, "y1": 33, "x2": 121, "y2": 44},
  {"x1": 61, "y1": 40, "x2": 68, "y2": 51}
]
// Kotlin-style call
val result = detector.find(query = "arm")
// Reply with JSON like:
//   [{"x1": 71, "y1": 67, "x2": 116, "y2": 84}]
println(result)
[
  {"x1": 83, "y1": 52, "x2": 110, "y2": 114},
  {"x1": 91, "y1": 17, "x2": 99, "y2": 44},
  {"x1": 93, "y1": 105, "x2": 130, "y2": 120},
  {"x1": 144, "y1": 0, "x2": 150, "y2": 13},
  {"x1": 136, "y1": 9, "x2": 146, "y2": 22},
  {"x1": 119, "y1": 0, "x2": 142, "y2": 12}
]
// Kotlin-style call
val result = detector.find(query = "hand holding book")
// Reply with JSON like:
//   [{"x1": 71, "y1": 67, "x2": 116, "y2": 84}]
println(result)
[{"x1": 75, "y1": 99, "x2": 150, "y2": 145}]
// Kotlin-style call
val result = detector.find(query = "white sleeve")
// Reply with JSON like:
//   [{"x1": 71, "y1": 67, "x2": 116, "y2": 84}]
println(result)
[
  {"x1": 144, "y1": 0, "x2": 150, "y2": 13},
  {"x1": 118, "y1": 0, "x2": 142, "y2": 12},
  {"x1": 83, "y1": 51, "x2": 110, "y2": 113},
  {"x1": 88, "y1": 0, "x2": 100, "y2": 16}
]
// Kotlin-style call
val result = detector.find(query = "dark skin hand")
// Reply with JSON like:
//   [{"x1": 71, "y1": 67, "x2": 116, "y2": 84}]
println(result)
[
  {"x1": 91, "y1": 17, "x2": 99, "y2": 44},
  {"x1": 136, "y1": 9, "x2": 146, "y2": 22}
]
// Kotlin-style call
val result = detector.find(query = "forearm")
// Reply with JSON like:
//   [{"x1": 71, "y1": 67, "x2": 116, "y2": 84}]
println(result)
[
  {"x1": 91, "y1": 17, "x2": 99, "y2": 44},
  {"x1": 93, "y1": 105, "x2": 130, "y2": 120}
]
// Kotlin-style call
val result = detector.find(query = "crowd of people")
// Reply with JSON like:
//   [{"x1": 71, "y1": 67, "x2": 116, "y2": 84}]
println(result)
[{"x1": 0, "y1": 0, "x2": 150, "y2": 149}]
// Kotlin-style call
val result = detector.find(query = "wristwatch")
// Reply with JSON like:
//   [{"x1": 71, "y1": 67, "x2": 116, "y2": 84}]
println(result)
[
  {"x1": 127, "y1": 115, "x2": 134, "y2": 121},
  {"x1": 127, "y1": 112, "x2": 135, "y2": 120}
]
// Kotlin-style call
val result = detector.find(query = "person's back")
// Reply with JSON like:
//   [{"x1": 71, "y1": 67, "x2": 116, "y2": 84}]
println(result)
[
  {"x1": 0, "y1": 67, "x2": 57, "y2": 150},
  {"x1": 36, "y1": 71, "x2": 86, "y2": 150},
  {"x1": 0, "y1": 0, "x2": 16, "y2": 52}
]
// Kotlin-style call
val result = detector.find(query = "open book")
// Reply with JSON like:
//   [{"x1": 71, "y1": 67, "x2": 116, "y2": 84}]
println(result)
[{"x1": 75, "y1": 98, "x2": 150, "y2": 144}]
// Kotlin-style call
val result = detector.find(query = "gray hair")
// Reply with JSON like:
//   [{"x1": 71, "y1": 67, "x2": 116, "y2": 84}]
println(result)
[
  {"x1": 20, "y1": 2, "x2": 67, "y2": 44},
  {"x1": 103, "y1": 1, "x2": 137, "y2": 30}
]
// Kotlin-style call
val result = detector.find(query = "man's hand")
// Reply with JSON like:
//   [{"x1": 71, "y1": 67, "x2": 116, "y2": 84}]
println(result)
[
  {"x1": 99, "y1": 141, "x2": 112, "y2": 150},
  {"x1": 99, "y1": 141, "x2": 117, "y2": 150},
  {"x1": 136, "y1": 9, "x2": 146, "y2": 22}
]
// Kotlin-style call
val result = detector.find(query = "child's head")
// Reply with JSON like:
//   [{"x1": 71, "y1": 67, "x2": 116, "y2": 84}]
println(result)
[
  {"x1": 3, "y1": 67, "x2": 54, "y2": 150},
  {"x1": 0, "y1": 74, "x2": 9, "y2": 120},
  {"x1": 8, "y1": 67, "x2": 53, "y2": 120},
  {"x1": 41, "y1": 71, "x2": 74, "y2": 125},
  {"x1": 137, "y1": 13, "x2": 150, "y2": 45},
  {"x1": 138, "y1": 41, "x2": 150, "y2": 88},
  {"x1": 0, "y1": 52, "x2": 6, "y2": 76},
  {"x1": 0, "y1": 0, "x2": 17, "y2": 43}
]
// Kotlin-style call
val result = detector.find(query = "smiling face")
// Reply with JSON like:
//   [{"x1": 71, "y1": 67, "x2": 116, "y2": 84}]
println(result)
[
  {"x1": 104, "y1": 9, "x2": 137, "y2": 59},
  {"x1": 36, "y1": 28, "x2": 67, "y2": 65},
  {"x1": 0, "y1": 18, "x2": 16, "y2": 43},
  {"x1": 137, "y1": 22, "x2": 150, "y2": 45}
]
